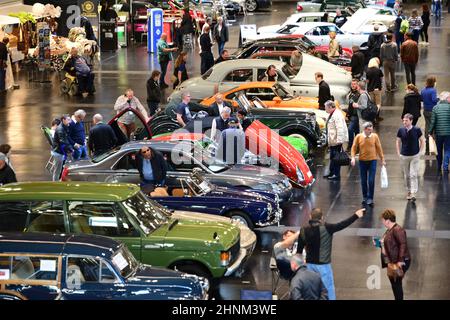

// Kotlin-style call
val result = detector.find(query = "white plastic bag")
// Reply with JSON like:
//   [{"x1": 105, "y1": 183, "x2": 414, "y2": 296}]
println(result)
[
  {"x1": 429, "y1": 136, "x2": 437, "y2": 155},
  {"x1": 380, "y1": 165, "x2": 388, "y2": 189}
]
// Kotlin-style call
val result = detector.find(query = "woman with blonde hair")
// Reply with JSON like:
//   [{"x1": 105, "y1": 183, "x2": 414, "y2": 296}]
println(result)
[
  {"x1": 402, "y1": 84, "x2": 422, "y2": 125},
  {"x1": 172, "y1": 51, "x2": 189, "y2": 89},
  {"x1": 366, "y1": 57, "x2": 384, "y2": 121}
]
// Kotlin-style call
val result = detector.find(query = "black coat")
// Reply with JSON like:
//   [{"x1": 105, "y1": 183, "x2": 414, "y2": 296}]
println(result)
[
  {"x1": 88, "y1": 122, "x2": 118, "y2": 156},
  {"x1": 214, "y1": 23, "x2": 229, "y2": 43},
  {"x1": 0, "y1": 42, "x2": 7, "y2": 64},
  {"x1": 52, "y1": 124, "x2": 73, "y2": 155},
  {"x1": 318, "y1": 80, "x2": 332, "y2": 110},
  {"x1": 209, "y1": 101, "x2": 232, "y2": 117},
  {"x1": 290, "y1": 266, "x2": 328, "y2": 300},
  {"x1": 0, "y1": 164, "x2": 17, "y2": 185},
  {"x1": 146, "y1": 78, "x2": 161, "y2": 103},
  {"x1": 350, "y1": 51, "x2": 365, "y2": 78},
  {"x1": 402, "y1": 92, "x2": 422, "y2": 119},
  {"x1": 368, "y1": 33, "x2": 385, "y2": 59},
  {"x1": 200, "y1": 33, "x2": 212, "y2": 53},
  {"x1": 135, "y1": 148, "x2": 168, "y2": 185},
  {"x1": 180, "y1": 13, "x2": 194, "y2": 35}
]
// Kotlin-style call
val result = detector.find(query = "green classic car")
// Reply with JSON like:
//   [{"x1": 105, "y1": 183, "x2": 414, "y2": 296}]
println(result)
[{"x1": 0, "y1": 182, "x2": 245, "y2": 279}]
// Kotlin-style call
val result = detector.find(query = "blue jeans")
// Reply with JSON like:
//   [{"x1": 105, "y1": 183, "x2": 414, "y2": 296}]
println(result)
[
  {"x1": 348, "y1": 118, "x2": 359, "y2": 150},
  {"x1": 307, "y1": 263, "x2": 335, "y2": 300},
  {"x1": 434, "y1": 2, "x2": 442, "y2": 17},
  {"x1": 329, "y1": 145, "x2": 342, "y2": 178},
  {"x1": 411, "y1": 29, "x2": 420, "y2": 43},
  {"x1": 72, "y1": 145, "x2": 88, "y2": 160},
  {"x1": 77, "y1": 73, "x2": 95, "y2": 94},
  {"x1": 395, "y1": 32, "x2": 403, "y2": 53},
  {"x1": 0, "y1": 69, "x2": 6, "y2": 91},
  {"x1": 359, "y1": 160, "x2": 377, "y2": 200},
  {"x1": 218, "y1": 42, "x2": 225, "y2": 55},
  {"x1": 436, "y1": 135, "x2": 450, "y2": 170}
]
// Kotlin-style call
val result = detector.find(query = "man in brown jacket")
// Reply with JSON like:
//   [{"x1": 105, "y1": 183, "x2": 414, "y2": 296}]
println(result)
[{"x1": 400, "y1": 32, "x2": 419, "y2": 85}]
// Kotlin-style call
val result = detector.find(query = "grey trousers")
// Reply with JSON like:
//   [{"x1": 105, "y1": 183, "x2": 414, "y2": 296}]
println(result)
[
  {"x1": 383, "y1": 60, "x2": 396, "y2": 89},
  {"x1": 400, "y1": 153, "x2": 420, "y2": 194}
]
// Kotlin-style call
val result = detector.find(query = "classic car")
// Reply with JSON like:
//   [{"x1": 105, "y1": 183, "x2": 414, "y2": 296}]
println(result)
[
  {"x1": 251, "y1": 22, "x2": 374, "y2": 48},
  {"x1": 244, "y1": 0, "x2": 272, "y2": 12},
  {"x1": 296, "y1": 0, "x2": 366, "y2": 13},
  {"x1": 148, "y1": 169, "x2": 282, "y2": 229},
  {"x1": 257, "y1": 12, "x2": 337, "y2": 35},
  {"x1": 0, "y1": 182, "x2": 245, "y2": 280},
  {"x1": 250, "y1": 50, "x2": 351, "y2": 71},
  {"x1": 340, "y1": 7, "x2": 396, "y2": 33},
  {"x1": 168, "y1": 58, "x2": 351, "y2": 105},
  {"x1": 0, "y1": 232, "x2": 209, "y2": 300},
  {"x1": 61, "y1": 139, "x2": 294, "y2": 200}
]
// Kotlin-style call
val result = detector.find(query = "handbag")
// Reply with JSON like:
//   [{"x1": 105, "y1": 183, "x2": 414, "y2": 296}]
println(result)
[
  {"x1": 332, "y1": 147, "x2": 350, "y2": 166},
  {"x1": 387, "y1": 263, "x2": 404, "y2": 281}
]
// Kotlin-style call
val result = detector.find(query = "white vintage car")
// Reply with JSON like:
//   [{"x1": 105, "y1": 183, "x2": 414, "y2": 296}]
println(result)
[
  {"x1": 257, "y1": 12, "x2": 336, "y2": 35},
  {"x1": 341, "y1": 7, "x2": 396, "y2": 32},
  {"x1": 247, "y1": 22, "x2": 372, "y2": 47},
  {"x1": 168, "y1": 58, "x2": 351, "y2": 105}
]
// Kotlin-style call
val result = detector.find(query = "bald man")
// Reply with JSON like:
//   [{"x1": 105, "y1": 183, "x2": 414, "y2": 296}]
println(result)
[
  {"x1": 88, "y1": 114, "x2": 118, "y2": 157},
  {"x1": 209, "y1": 93, "x2": 232, "y2": 117}
]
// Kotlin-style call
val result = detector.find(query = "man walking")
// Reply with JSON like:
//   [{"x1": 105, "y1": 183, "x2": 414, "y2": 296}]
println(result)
[
  {"x1": 315, "y1": 72, "x2": 332, "y2": 110},
  {"x1": 69, "y1": 109, "x2": 88, "y2": 160},
  {"x1": 351, "y1": 122, "x2": 386, "y2": 206},
  {"x1": 347, "y1": 79, "x2": 361, "y2": 151},
  {"x1": 200, "y1": 25, "x2": 214, "y2": 75},
  {"x1": 396, "y1": 114, "x2": 425, "y2": 201},
  {"x1": 289, "y1": 254, "x2": 328, "y2": 300},
  {"x1": 213, "y1": 16, "x2": 229, "y2": 55},
  {"x1": 380, "y1": 33, "x2": 398, "y2": 92},
  {"x1": 324, "y1": 100, "x2": 348, "y2": 181},
  {"x1": 350, "y1": 46, "x2": 365, "y2": 80},
  {"x1": 429, "y1": 91, "x2": 450, "y2": 173},
  {"x1": 157, "y1": 33, "x2": 177, "y2": 88},
  {"x1": 88, "y1": 114, "x2": 118, "y2": 157},
  {"x1": 400, "y1": 32, "x2": 419, "y2": 85},
  {"x1": 296, "y1": 208, "x2": 366, "y2": 300}
]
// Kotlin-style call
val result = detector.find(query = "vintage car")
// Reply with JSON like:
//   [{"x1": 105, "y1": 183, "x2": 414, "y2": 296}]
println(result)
[
  {"x1": 0, "y1": 232, "x2": 209, "y2": 300},
  {"x1": 61, "y1": 139, "x2": 294, "y2": 200},
  {"x1": 168, "y1": 58, "x2": 351, "y2": 105},
  {"x1": 0, "y1": 182, "x2": 245, "y2": 280},
  {"x1": 147, "y1": 169, "x2": 282, "y2": 229},
  {"x1": 296, "y1": 0, "x2": 366, "y2": 13},
  {"x1": 340, "y1": 7, "x2": 396, "y2": 33},
  {"x1": 257, "y1": 12, "x2": 337, "y2": 35},
  {"x1": 243, "y1": 0, "x2": 272, "y2": 12}
]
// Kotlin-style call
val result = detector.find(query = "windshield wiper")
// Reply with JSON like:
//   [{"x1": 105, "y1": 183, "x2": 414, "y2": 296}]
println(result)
[{"x1": 168, "y1": 219, "x2": 179, "y2": 231}]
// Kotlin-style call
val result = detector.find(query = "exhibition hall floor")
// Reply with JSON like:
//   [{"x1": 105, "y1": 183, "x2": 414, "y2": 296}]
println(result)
[{"x1": 0, "y1": 2, "x2": 449, "y2": 300}]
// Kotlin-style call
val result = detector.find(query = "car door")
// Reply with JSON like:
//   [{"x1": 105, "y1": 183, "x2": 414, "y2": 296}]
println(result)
[
  {"x1": 219, "y1": 68, "x2": 254, "y2": 92},
  {"x1": 62, "y1": 256, "x2": 123, "y2": 300},
  {"x1": 66, "y1": 200, "x2": 142, "y2": 260},
  {"x1": 161, "y1": 150, "x2": 196, "y2": 189},
  {"x1": 105, "y1": 150, "x2": 140, "y2": 184},
  {"x1": 108, "y1": 108, "x2": 152, "y2": 147},
  {"x1": 245, "y1": 87, "x2": 277, "y2": 105}
]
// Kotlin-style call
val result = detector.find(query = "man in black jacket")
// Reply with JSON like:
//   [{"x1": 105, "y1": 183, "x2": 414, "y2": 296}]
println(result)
[
  {"x1": 136, "y1": 146, "x2": 168, "y2": 188},
  {"x1": 88, "y1": 114, "x2": 118, "y2": 157},
  {"x1": 350, "y1": 46, "x2": 365, "y2": 80},
  {"x1": 213, "y1": 16, "x2": 229, "y2": 55},
  {"x1": 289, "y1": 254, "x2": 328, "y2": 300},
  {"x1": 297, "y1": 207, "x2": 365, "y2": 300},
  {"x1": 209, "y1": 93, "x2": 232, "y2": 117},
  {"x1": 215, "y1": 49, "x2": 230, "y2": 64},
  {"x1": 315, "y1": 72, "x2": 332, "y2": 110},
  {"x1": 0, "y1": 154, "x2": 17, "y2": 185},
  {"x1": 0, "y1": 37, "x2": 9, "y2": 92},
  {"x1": 52, "y1": 115, "x2": 73, "y2": 181},
  {"x1": 367, "y1": 25, "x2": 385, "y2": 60}
]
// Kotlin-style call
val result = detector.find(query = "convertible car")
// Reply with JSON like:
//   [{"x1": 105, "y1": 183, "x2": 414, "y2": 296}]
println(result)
[{"x1": 148, "y1": 169, "x2": 282, "y2": 229}]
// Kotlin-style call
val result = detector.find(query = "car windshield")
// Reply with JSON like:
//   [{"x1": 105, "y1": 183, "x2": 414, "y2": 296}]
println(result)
[
  {"x1": 121, "y1": 192, "x2": 169, "y2": 235},
  {"x1": 193, "y1": 145, "x2": 230, "y2": 173},
  {"x1": 111, "y1": 245, "x2": 139, "y2": 278},
  {"x1": 277, "y1": 24, "x2": 300, "y2": 34},
  {"x1": 281, "y1": 63, "x2": 297, "y2": 79},
  {"x1": 273, "y1": 83, "x2": 293, "y2": 99},
  {"x1": 92, "y1": 148, "x2": 120, "y2": 163},
  {"x1": 293, "y1": 36, "x2": 316, "y2": 49}
]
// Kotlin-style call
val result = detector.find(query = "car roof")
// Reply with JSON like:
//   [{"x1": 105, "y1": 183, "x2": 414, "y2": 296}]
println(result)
[
  {"x1": 214, "y1": 59, "x2": 286, "y2": 69},
  {"x1": 0, "y1": 232, "x2": 122, "y2": 258},
  {"x1": 0, "y1": 182, "x2": 140, "y2": 201},
  {"x1": 289, "y1": 12, "x2": 336, "y2": 18}
]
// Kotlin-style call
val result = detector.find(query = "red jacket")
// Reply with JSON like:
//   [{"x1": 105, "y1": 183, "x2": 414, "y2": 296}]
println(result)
[
  {"x1": 382, "y1": 224, "x2": 411, "y2": 266},
  {"x1": 400, "y1": 40, "x2": 419, "y2": 64}
]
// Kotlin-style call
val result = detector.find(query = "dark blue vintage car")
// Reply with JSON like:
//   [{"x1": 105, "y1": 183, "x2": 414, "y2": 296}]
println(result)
[
  {"x1": 0, "y1": 232, "x2": 208, "y2": 300},
  {"x1": 148, "y1": 170, "x2": 282, "y2": 229}
]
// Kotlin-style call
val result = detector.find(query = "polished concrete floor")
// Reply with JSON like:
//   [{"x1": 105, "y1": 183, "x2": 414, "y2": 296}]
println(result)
[{"x1": 0, "y1": 2, "x2": 449, "y2": 300}]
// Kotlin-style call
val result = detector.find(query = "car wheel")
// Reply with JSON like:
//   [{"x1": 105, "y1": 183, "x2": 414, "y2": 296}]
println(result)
[
  {"x1": 69, "y1": 83, "x2": 79, "y2": 96},
  {"x1": 60, "y1": 80, "x2": 69, "y2": 94},
  {"x1": 173, "y1": 262, "x2": 211, "y2": 280},
  {"x1": 245, "y1": 0, "x2": 258, "y2": 12},
  {"x1": 226, "y1": 210, "x2": 254, "y2": 229}
]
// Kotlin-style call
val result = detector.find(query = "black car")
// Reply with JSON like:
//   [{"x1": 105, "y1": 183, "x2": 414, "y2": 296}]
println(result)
[{"x1": 245, "y1": 0, "x2": 272, "y2": 13}]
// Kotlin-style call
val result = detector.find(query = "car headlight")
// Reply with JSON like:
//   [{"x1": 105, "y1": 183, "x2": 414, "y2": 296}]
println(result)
[
  {"x1": 220, "y1": 251, "x2": 230, "y2": 267},
  {"x1": 296, "y1": 166, "x2": 305, "y2": 183}
]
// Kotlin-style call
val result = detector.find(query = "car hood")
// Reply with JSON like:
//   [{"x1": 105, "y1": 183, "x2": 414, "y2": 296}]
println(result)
[
  {"x1": 292, "y1": 54, "x2": 351, "y2": 85},
  {"x1": 172, "y1": 210, "x2": 256, "y2": 251},
  {"x1": 154, "y1": 218, "x2": 240, "y2": 251},
  {"x1": 208, "y1": 186, "x2": 276, "y2": 205},
  {"x1": 223, "y1": 164, "x2": 288, "y2": 183}
]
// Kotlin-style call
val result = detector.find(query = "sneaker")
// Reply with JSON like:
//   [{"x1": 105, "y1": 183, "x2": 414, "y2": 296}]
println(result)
[
  {"x1": 327, "y1": 175, "x2": 340, "y2": 180},
  {"x1": 366, "y1": 199, "x2": 374, "y2": 206}
]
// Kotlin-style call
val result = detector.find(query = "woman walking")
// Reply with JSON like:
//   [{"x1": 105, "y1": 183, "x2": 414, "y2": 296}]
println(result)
[
  {"x1": 378, "y1": 209, "x2": 411, "y2": 300},
  {"x1": 408, "y1": 9, "x2": 424, "y2": 43},
  {"x1": 402, "y1": 84, "x2": 422, "y2": 126},
  {"x1": 420, "y1": 4, "x2": 430, "y2": 45},
  {"x1": 366, "y1": 57, "x2": 384, "y2": 120},
  {"x1": 420, "y1": 76, "x2": 439, "y2": 154},
  {"x1": 173, "y1": 51, "x2": 189, "y2": 89}
]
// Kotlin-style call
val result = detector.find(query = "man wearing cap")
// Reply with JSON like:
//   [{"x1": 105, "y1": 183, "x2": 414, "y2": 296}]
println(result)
[
  {"x1": 289, "y1": 254, "x2": 328, "y2": 300},
  {"x1": 0, "y1": 153, "x2": 17, "y2": 185}
]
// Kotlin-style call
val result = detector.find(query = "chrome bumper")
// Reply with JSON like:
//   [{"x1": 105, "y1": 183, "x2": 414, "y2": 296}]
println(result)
[
  {"x1": 256, "y1": 209, "x2": 282, "y2": 227},
  {"x1": 224, "y1": 248, "x2": 247, "y2": 277}
]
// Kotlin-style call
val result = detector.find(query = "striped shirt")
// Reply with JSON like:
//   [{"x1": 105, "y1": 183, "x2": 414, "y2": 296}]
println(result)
[
  {"x1": 408, "y1": 17, "x2": 423, "y2": 30},
  {"x1": 429, "y1": 102, "x2": 450, "y2": 136}
]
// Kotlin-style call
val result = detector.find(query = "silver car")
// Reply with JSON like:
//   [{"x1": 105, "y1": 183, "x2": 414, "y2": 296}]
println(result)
[
  {"x1": 168, "y1": 58, "x2": 351, "y2": 105},
  {"x1": 62, "y1": 140, "x2": 293, "y2": 202}
]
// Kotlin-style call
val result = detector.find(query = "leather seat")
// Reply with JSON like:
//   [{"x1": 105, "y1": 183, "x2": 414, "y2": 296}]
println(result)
[{"x1": 66, "y1": 264, "x2": 86, "y2": 286}]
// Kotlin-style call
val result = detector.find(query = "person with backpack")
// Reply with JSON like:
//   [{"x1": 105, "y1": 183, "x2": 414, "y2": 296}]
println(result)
[{"x1": 353, "y1": 81, "x2": 379, "y2": 131}]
